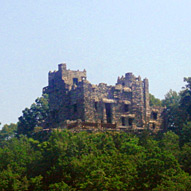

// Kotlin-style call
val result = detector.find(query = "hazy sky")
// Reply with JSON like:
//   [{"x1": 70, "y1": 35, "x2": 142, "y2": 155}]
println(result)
[{"x1": 1, "y1": 0, "x2": 191, "y2": 126}]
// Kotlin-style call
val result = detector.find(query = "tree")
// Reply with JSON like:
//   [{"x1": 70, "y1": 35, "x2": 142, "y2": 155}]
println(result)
[
  {"x1": 179, "y1": 77, "x2": 191, "y2": 122},
  {"x1": 0, "y1": 136, "x2": 42, "y2": 191},
  {"x1": 0, "y1": 123, "x2": 17, "y2": 142},
  {"x1": 162, "y1": 78, "x2": 191, "y2": 134},
  {"x1": 149, "y1": 93, "x2": 162, "y2": 107},
  {"x1": 179, "y1": 122, "x2": 191, "y2": 147},
  {"x1": 17, "y1": 94, "x2": 49, "y2": 137},
  {"x1": 162, "y1": 90, "x2": 182, "y2": 133},
  {"x1": 159, "y1": 131, "x2": 180, "y2": 158},
  {"x1": 136, "y1": 144, "x2": 188, "y2": 190}
]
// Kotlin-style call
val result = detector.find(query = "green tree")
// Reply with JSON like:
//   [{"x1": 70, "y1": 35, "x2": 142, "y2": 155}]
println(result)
[
  {"x1": 0, "y1": 123, "x2": 17, "y2": 142},
  {"x1": 0, "y1": 136, "x2": 42, "y2": 190},
  {"x1": 49, "y1": 181, "x2": 73, "y2": 191},
  {"x1": 179, "y1": 143, "x2": 191, "y2": 175},
  {"x1": 162, "y1": 90, "x2": 182, "y2": 133},
  {"x1": 159, "y1": 131, "x2": 180, "y2": 158},
  {"x1": 179, "y1": 77, "x2": 191, "y2": 122},
  {"x1": 17, "y1": 94, "x2": 49, "y2": 136},
  {"x1": 153, "y1": 171, "x2": 191, "y2": 191},
  {"x1": 179, "y1": 122, "x2": 191, "y2": 147},
  {"x1": 149, "y1": 93, "x2": 162, "y2": 107},
  {"x1": 136, "y1": 145, "x2": 188, "y2": 190}
]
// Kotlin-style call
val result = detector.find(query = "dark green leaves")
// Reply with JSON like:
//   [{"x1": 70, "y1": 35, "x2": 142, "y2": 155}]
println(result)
[{"x1": 17, "y1": 94, "x2": 49, "y2": 137}]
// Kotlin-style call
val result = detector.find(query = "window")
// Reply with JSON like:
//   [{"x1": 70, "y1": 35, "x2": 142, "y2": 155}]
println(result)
[
  {"x1": 73, "y1": 104, "x2": 77, "y2": 113},
  {"x1": 152, "y1": 112, "x2": 158, "y2": 120},
  {"x1": 121, "y1": 117, "x2": 125, "y2": 126},
  {"x1": 124, "y1": 104, "x2": 129, "y2": 112},
  {"x1": 73, "y1": 78, "x2": 78, "y2": 85},
  {"x1": 105, "y1": 103, "x2": 112, "y2": 123},
  {"x1": 128, "y1": 118, "x2": 133, "y2": 126}
]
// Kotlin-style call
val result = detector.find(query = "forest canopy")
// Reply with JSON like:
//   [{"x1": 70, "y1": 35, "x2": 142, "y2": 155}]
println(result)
[{"x1": 1, "y1": 77, "x2": 191, "y2": 190}]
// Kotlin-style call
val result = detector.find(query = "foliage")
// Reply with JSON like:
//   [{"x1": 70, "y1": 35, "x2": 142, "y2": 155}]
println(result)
[
  {"x1": 0, "y1": 130, "x2": 191, "y2": 190},
  {"x1": 179, "y1": 122, "x2": 191, "y2": 147},
  {"x1": 17, "y1": 94, "x2": 49, "y2": 137},
  {"x1": 149, "y1": 93, "x2": 162, "y2": 107},
  {"x1": 3, "y1": 76, "x2": 191, "y2": 190},
  {"x1": 162, "y1": 78, "x2": 191, "y2": 133},
  {"x1": 0, "y1": 123, "x2": 17, "y2": 142},
  {"x1": 159, "y1": 131, "x2": 180, "y2": 158},
  {"x1": 179, "y1": 77, "x2": 191, "y2": 122},
  {"x1": 162, "y1": 90, "x2": 183, "y2": 133},
  {"x1": 179, "y1": 143, "x2": 191, "y2": 175}
]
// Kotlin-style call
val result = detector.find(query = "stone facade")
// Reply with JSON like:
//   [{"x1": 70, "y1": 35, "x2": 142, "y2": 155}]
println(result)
[{"x1": 43, "y1": 63, "x2": 164, "y2": 131}]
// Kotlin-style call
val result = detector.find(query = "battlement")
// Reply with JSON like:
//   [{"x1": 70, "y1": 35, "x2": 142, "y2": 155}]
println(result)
[
  {"x1": 46, "y1": 64, "x2": 87, "y2": 89},
  {"x1": 58, "y1": 63, "x2": 67, "y2": 71},
  {"x1": 44, "y1": 63, "x2": 164, "y2": 132}
]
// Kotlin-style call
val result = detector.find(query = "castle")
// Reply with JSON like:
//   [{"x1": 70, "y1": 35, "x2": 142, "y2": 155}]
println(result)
[{"x1": 43, "y1": 63, "x2": 164, "y2": 131}]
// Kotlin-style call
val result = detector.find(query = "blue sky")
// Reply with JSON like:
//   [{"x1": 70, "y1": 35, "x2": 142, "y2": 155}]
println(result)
[{"x1": 1, "y1": 0, "x2": 191, "y2": 126}]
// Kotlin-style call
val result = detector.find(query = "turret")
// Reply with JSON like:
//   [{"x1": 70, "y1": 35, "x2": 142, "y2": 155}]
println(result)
[{"x1": 58, "y1": 63, "x2": 67, "y2": 71}]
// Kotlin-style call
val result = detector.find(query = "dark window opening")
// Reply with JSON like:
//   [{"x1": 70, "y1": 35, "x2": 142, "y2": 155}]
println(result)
[
  {"x1": 73, "y1": 78, "x2": 78, "y2": 85},
  {"x1": 51, "y1": 79, "x2": 55, "y2": 86},
  {"x1": 128, "y1": 118, "x2": 133, "y2": 126},
  {"x1": 122, "y1": 82, "x2": 125, "y2": 86},
  {"x1": 121, "y1": 117, "x2": 125, "y2": 126},
  {"x1": 95, "y1": 102, "x2": 98, "y2": 111},
  {"x1": 105, "y1": 103, "x2": 112, "y2": 123},
  {"x1": 152, "y1": 112, "x2": 158, "y2": 120},
  {"x1": 73, "y1": 104, "x2": 77, "y2": 113},
  {"x1": 152, "y1": 123, "x2": 156, "y2": 129},
  {"x1": 124, "y1": 104, "x2": 129, "y2": 112}
]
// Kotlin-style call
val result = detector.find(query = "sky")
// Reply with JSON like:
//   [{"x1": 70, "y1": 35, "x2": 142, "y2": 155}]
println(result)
[{"x1": 1, "y1": 0, "x2": 191, "y2": 126}]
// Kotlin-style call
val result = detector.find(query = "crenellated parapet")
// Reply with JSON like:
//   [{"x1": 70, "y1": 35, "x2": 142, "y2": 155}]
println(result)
[{"x1": 43, "y1": 63, "x2": 164, "y2": 131}]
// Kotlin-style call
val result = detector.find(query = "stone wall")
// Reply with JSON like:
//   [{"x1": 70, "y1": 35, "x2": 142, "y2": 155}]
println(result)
[{"x1": 43, "y1": 63, "x2": 164, "y2": 131}]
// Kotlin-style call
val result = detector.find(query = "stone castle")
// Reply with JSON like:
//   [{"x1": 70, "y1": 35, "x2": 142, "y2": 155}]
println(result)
[{"x1": 43, "y1": 63, "x2": 164, "y2": 131}]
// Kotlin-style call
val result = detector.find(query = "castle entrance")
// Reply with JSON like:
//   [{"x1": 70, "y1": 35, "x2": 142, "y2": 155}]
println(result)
[{"x1": 105, "y1": 103, "x2": 112, "y2": 123}]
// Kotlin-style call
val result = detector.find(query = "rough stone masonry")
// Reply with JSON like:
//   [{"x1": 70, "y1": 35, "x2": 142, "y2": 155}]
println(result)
[{"x1": 43, "y1": 63, "x2": 164, "y2": 131}]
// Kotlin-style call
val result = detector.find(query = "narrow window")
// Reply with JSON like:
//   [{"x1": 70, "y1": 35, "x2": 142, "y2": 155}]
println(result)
[
  {"x1": 128, "y1": 118, "x2": 133, "y2": 126},
  {"x1": 73, "y1": 104, "x2": 77, "y2": 113},
  {"x1": 73, "y1": 78, "x2": 78, "y2": 85},
  {"x1": 121, "y1": 117, "x2": 125, "y2": 126},
  {"x1": 105, "y1": 103, "x2": 112, "y2": 123},
  {"x1": 152, "y1": 112, "x2": 158, "y2": 120},
  {"x1": 124, "y1": 104, "x2": 129, "y2": 112}
]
